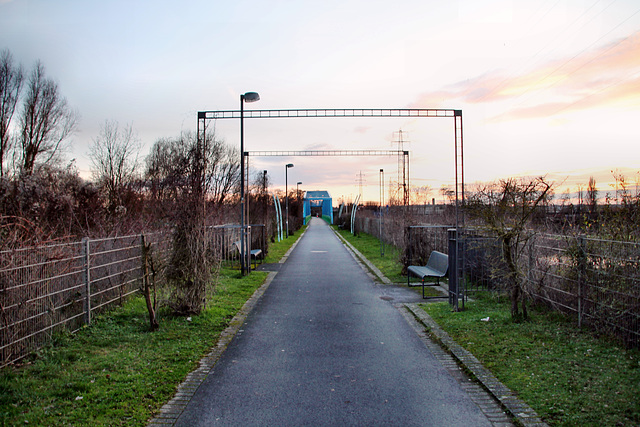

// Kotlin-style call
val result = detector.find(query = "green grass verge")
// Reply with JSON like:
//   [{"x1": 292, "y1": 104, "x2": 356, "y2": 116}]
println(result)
[
  {"x1": 332, "y1": 226, "x2": 442, "y2": 297},
  {"x1": 0, "y1": 229, "x2": 306, "y2": 426},
  {"x1": 421, "y1": 293, "x2": 640, "y2": 426},
  {"x1": 0, "y1": 268, "x2": 267, "y2": 426}
]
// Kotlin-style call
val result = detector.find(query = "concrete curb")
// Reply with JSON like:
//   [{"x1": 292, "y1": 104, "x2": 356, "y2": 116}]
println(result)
[{"x1": 405, "y1": 303, "x2": 548, "y2": 427}]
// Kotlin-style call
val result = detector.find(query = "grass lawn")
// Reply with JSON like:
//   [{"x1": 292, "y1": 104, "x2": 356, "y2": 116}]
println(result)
[
  {"x1": 0, "y1": 227, "x2": 305, "y2": 426},
  {"x1": 422, "y1": 293, "x2": 640, "y2": 426},
  {"x1": 333, "y1": 226, "x2": 442, "y2": 297}
]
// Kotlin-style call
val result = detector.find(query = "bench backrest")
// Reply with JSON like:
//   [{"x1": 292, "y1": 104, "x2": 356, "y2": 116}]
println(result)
[{"x1": 427, "y1": 251, "x2": 449, "y2": 275}]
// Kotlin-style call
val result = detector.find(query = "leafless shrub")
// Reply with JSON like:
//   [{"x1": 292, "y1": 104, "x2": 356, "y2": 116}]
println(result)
[{"x1": 466, "y1": 177, "x2": 553, "y2": 321}]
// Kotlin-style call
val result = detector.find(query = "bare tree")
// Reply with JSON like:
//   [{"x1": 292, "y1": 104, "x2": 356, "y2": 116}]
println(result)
[
  {"x1": 89, "y1": 120, "x2": 140, "y2": 212},
  {"x1": 207, "y1": 139, "x2": 239, "y2": 206},
  {"x1": 467, "y1": 177, "x2": 553, "y2": 321},
  {"x1": 587, "y1": 176, "x2": 598, "y2": 214},
  {"x1": 411, "y1": 185, "x2": 432, "y2": 205},
  {"x1": 0, "y1": 49, "x2": 23, "y2": 177},
  {"x1": 146, "y1": 135, "x2": 191, "y2": 205},
  {"x1": 18, "y1": 61, "x2": 78, "y2": 174},
  {"x1": 146, "y1": 132, "x2": 239, "y2": 209},
  {"x1": 440, "y1": 184, "x2": 455, "y2": 204}
]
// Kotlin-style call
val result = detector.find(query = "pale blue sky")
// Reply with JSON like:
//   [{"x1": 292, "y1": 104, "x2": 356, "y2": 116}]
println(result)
[{"x1": 2, "y1": 0, "x2": 639, "y2": 203}]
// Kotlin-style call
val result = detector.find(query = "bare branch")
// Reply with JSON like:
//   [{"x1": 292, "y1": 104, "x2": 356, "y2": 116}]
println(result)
[
  {"x1": 0, "y1": 49, "x2": 24, "y2": 177},
  {"x1": 18, "y1": 61, "x2": 78, "y2": 174}
]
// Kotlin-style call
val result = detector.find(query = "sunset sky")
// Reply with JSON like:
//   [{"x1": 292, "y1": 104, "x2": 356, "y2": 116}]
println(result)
[{"x1": 2, "y1": 0, "x2": 639, "y2": 205}]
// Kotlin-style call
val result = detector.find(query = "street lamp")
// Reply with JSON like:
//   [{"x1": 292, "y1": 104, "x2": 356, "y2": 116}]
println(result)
[
  {"x1": 240, "y1": 91, "x2": 260, "y2": 275},
  {"x1": 296, "y1": 182, "x2": 302, "y2": 199},
  {"x1": 285, "y1": 163, "x2": 294, "y2": 237},
  {"x1": 379, "y1": 169, "x2": 385, "y2": 257}
]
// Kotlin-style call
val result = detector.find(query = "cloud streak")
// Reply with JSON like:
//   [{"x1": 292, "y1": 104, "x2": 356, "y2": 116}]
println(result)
[{"x1": 411, "y1": 30, "x2": 640, "y2": 121}]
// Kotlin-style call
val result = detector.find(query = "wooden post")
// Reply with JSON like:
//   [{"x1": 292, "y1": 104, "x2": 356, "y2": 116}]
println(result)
[{"x1": 141, "y1": 234, "x2": 159, "y2": 331}]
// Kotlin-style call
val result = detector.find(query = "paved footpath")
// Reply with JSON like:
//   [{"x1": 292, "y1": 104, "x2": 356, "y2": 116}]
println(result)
[{"x1": 170, "y1": 218, "x2": 504, "y2": 426}]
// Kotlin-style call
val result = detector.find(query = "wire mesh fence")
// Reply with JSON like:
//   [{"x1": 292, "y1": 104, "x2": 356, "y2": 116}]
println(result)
[
  {"x1": 404, "y1": 226, "x2": 640, "y2": 346},
  {"x1": 404, "y1": 225, "x2": 452, "y2": 267},
  {"x1": 210, "y1": 224, "x2": 266, "y2": 268},
  {"x1": 0, "y1": 224, "x2": 268, "y2": 367},
  {"x1": 529, "y1": 234, "x2": 640, "y2": 348},
  {"x1": 456, "y1": 229, "x2": 640, "y2": 347},
  {"x1": 0, "y1": 232, "x2": 171, "y2": 367}
]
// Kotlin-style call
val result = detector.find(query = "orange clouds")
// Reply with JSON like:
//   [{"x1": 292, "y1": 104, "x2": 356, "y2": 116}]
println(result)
[{"x1": 411, "y1": 30, "x2": 640, "y2": 121}]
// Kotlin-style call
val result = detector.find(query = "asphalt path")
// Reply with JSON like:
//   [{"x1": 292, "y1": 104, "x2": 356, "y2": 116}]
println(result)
[{"x1": 175, "y1": 218, "x2": 491, "y2": 426}]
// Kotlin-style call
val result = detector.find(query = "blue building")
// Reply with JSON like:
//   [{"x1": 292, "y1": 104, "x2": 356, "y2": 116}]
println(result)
[{"x1": 302, "y1": 190, "x2": 333, "y2": 224}]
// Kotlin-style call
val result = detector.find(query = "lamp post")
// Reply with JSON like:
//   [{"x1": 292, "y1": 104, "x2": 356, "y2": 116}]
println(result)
[
  {"x1": 285, "y1": 163, "x2": 294, "y2": 237},
  {"x1": 379, "y1": 169, "x2": 385, "y2": 257},
  {"x1": 297, "y1": 181, "x2": 303, "y2": 222},
  {"x1": 240, "y1": 91, "x2": 260, "y2": 275}
]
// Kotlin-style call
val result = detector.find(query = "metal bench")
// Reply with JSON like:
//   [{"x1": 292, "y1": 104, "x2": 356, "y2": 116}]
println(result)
[
  {"x1": 407, "y1": 250, "x2": 448, "y2": 299},
  {"x1": 233, "y1": 241, "x2": 263, "y2": 269}
]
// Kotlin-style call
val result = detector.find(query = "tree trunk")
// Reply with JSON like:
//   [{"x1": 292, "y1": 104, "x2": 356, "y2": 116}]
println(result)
[
  {"x1": 503, "y1": 235, "x2": 523, "y2": 320},
  {"x1": 141, "y1": 237, "x2": 159, "y2": 331}
]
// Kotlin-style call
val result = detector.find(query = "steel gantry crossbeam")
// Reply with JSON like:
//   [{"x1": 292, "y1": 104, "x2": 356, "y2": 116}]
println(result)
[
  {"x1": 196, "y1": 108, "x2": 464, "y2": 225},
  {"x1": 197, "y1": 108, "x2": 459, "y2": 120},
  {"x1": 246, "y1": 150, "x2": 408, "y2": 157}
]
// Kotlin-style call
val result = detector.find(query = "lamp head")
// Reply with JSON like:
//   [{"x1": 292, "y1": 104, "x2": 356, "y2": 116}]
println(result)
[
  {"x1": 242, "y1": 92, "x2": 260, "y2": 103},
  {"x1": 297, "y1": 181, "x2": 302, "y2": 185},
  {"x1": 286, "y1": 163, "x2": 294, "y2": 168}
]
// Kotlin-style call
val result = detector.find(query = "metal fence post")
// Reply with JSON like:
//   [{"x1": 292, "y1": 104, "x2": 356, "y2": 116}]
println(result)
[
  {"x1": 448, "y1": 228, "x2": 458, "y2": 310},
  {"x1": 246, "y1": 226, "x2": 252, "y2": 273},
  {"x1": 528, "y1": 235, "x2": 535, "y2": 292},
  {"x1": 407, "y1": 226, "x2": 412, "y2": 266},
  {"x1": 578, "y1": 236, "x2": 586, "y2": 328},
  {"x1": 82, "y1": 237, "x2": 91, "y2": 325},
  {"x1": 140, "y1": 233, "x2": 146, "y2": 284}
]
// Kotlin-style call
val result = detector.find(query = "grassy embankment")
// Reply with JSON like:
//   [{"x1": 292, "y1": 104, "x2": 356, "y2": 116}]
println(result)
[
  {"x1": 333, "y1": 225, "x2": 442, "y2": 297},
  {"x1": 423, "y1": 294, "x2": 639, "y2": 426},
  {"x1": 336, "y1": 228, "x2": 640, "y2": 426},
  {"x1": 0, "y1": 225, "x2": 306, "y2": 426}
]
